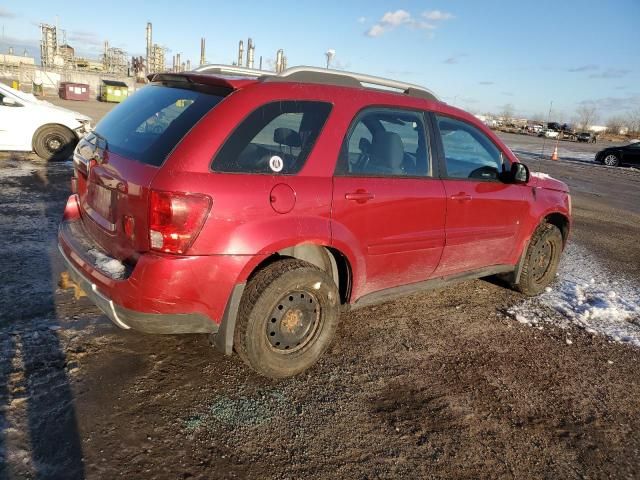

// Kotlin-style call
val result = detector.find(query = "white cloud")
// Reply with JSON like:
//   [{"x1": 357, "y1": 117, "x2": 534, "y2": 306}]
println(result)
[
  {"x1": 422, "y1": 10, "x2": 455, "y2": 21},
  {"x1": 366, "y1": 24, "x2": 386, "y2": 38},
  {"x1": 356, "y1": 16, "x2": 367, "y2": 24},
  {"x1": 366, "y1": 9, "x2": 437, "y2": 37},
  {"x1": 381, "y1": 9, "x2": 412, "y2": 26},
  {"x1": 0, "y1": 7, "x2": 15, "y2": 18}
]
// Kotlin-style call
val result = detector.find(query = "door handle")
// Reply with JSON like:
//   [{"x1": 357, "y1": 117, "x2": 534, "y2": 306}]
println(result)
[
  {"x1": 345, "y1": 190, "x2": 375, "y2": 203},
  {"x1": 450, "y1": 193, "x2": 472, "y2": 201}
]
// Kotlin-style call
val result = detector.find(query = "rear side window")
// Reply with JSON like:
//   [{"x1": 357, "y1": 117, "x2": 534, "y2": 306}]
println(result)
[
  {"x1": 213, "y1": 101, "x2": 332, "y2": 174},
  {"x1": 94, "y1": 84, "x2": 225, "y2": 166},
  {"x1": 338, "y1": 108, "x2": 431, "y2": 177}
]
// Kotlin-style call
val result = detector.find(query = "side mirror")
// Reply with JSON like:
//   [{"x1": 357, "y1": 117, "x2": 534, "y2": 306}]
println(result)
[
  {"x1": 2, "y1": 96, "x2": 18, "y2": 107},
  {"x1": 510, "y1": 162, "x2": 530, "y2": 184}
]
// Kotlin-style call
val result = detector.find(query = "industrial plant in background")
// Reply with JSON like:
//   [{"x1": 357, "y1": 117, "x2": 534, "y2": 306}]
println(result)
[
  {"x1": 39, "y1": 23, "x2": 128, "y2": 74},
  {"x1": 233, "y1": 38, "x2": 286, "y2": 73},
  {"x1": 1, "y1": 18, "x2": 292, "y2": 97}
]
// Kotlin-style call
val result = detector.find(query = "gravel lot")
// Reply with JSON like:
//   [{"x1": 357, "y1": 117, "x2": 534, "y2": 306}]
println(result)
[{"x1": 0, "y1": 124, "x2": 639, "y2": 479}]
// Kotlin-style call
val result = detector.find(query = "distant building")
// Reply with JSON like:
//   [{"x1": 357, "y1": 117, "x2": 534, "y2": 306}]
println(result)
[
  {"x1": 0, "y1": 53, "x2": 36, "y2": 67},
  {"x1": 589, "y1": 125, "x2": 608, "y2": 133}
]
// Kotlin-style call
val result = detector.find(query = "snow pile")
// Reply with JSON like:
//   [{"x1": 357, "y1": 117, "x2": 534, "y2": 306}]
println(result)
[
  {"x1": 87, "y1": 249, "x2": 126, "y2": 280},
  {"x1": 508, "y1": 243, "x2": 640, "y2": 347}
]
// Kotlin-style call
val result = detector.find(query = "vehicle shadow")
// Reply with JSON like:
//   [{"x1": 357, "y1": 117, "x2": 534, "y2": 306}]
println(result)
[{"x1": 0, "y1": 154, "x2": 84, "y2": 479}]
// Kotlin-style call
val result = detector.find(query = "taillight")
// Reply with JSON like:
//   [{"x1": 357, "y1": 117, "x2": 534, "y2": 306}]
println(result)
[{"x1": 149, "y1": 190, "x2": 212, "y2": 254}]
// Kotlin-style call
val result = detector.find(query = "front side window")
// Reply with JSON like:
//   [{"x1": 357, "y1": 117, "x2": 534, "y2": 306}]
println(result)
[
  {"x1": 339, "y1": 108, "x2": 430, "y2": 177},
  {"x1": 213, "y1": 101, "x2": 332, "y2": 174},
  {"x1": 436, "y1": 115, "x2": 507, "y2": 180}
]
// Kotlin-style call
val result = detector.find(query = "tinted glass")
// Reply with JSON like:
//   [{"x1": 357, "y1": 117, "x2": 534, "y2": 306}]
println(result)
[
  {"x1": 213, "y1": 101, "x2": 332, "y2": 174},
  {"x1": 94, "y1": 84, "x2": 224, "y2": 166},
  {"x1": 340, "y1": 109, "x2": 430, "y2": 177},
  {"x1": 436, "y1": 115, "x2": 506, "y2": 180}
]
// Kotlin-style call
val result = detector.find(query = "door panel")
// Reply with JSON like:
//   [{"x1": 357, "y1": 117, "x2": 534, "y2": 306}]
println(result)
[
  {"x1": 332, "y1": 177, "x2": 446, "y2": 298},
  {"x1": 433, "y1": 113, "x2": 528, "y2": 275},
  {"x1": 0, "y1": 104, "x2": 30, "y2": 148},
  {"x1": 436, "y1": 179, "x2": 527, "y2": 275}
]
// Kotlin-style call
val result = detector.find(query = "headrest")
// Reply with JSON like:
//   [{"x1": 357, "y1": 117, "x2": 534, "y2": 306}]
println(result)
[
  {"x1": 273, "y1": 127, "x2": 301, "y2": 147},
  {"x1": 359, "y1": 137, "x2": 372, "y2": 153},
  {"x1": 371, "y1": 131, "x2": 403, "y2": 164}
]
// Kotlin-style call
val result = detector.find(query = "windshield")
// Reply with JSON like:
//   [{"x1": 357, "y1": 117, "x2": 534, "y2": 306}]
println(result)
[{"x1": 93, "y1": 84, "x2": 225, "y2": 166}]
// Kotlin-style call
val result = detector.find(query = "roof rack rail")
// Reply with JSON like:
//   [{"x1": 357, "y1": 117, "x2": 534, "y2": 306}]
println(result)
[
  {"x1": 270, "y1": 66, "x2": 439, "y2": 101},
  {"x1": 193, "y1": 64, "x2": 270, "y2": 78},
  {"x1": 192, "y1": 64, "x2": 439, "y2": 102}
]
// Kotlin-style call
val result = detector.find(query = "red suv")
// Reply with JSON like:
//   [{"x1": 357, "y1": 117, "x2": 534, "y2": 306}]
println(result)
[{"x1": 58, "y1": 65, "x2": 571, "y2": 378}]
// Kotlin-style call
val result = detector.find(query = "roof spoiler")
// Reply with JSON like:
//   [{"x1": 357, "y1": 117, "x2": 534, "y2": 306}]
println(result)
[{"x1": 147, "y1": 72, "x2": 245, "y2": 90}]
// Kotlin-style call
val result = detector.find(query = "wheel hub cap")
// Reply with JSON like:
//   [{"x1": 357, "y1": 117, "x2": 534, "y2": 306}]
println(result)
[
  {"x1": 46, "y1": 135, "x2": 64, "y2": 153},
  {"x1": 532, "y1": 240, "x2": 553, "y2": 282},
  {"x1": 267, "y1": 290, "x2": 319, "y2": 352}
]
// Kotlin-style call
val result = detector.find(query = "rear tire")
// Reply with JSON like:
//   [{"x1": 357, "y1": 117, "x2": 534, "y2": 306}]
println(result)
[
  {"x1": 513, "y1": 223, "x2": 563, "y2": 296},
  {"x1": 234, "y1": 259, "x2": 340, "y2": 378},
  {"x1": 33, "y1": 125, "x2": 77, "y2": 161}
]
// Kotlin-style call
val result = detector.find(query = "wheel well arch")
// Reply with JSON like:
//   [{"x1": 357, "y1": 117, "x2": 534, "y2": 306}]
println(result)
[
  {"x1": 544, "y1": 212, "x2": 570, "y2": 246},
  {"x1": 31, "y1": 123, "x2": 77, "y2": 149},
  {"x1": 246, "y1": 244, "x2": 352, "y2": 305}
]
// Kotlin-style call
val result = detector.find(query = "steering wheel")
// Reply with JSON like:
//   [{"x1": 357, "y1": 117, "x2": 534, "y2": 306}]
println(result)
[{"x1": 468, "y1": 165, "x2": 499, "y2": 180}]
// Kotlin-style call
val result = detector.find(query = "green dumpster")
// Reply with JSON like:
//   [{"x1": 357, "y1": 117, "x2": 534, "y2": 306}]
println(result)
[{"x1": 100, "y1": 80, "x2": 129, "y2": 103}]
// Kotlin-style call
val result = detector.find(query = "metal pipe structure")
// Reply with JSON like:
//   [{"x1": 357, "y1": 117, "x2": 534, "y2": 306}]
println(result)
[
  {"x1": 146, "y1": 22, "x2": 152, "y2": 74},
  {"x1": 275, "y1": 49, "x2": 284, "y2": 73},
  {"x1": 176, "y1": 53, "x2": 181, "y2": 72},
  {"x1": 186, "y1": 60, "x2": 191, "y2": 71},
  {"x1": 237, "y1": 40, "x2": 244, "y2": 67},
  {"x1": 246, "y1": 38, "x2": 254, "y2": 69},
  {"x1": 200, "y1": 38, "x2": 205, "y2": 65}
]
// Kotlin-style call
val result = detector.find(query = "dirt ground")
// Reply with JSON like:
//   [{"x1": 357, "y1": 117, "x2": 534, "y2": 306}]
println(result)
[{"x1": 0, "y1": 131, "x2": 639, "y2": 479}]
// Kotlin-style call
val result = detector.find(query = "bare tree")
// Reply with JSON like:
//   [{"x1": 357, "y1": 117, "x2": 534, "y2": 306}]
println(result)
[
  {"x1": 500, "y1": 104, "x2": 514, "y2": 122},
  {"x1": 531, "y1": 112, "x2": 545, "y2": 124},
  {"x1": 575, "y1": 105, "x2": 598, "y2": 131},
  {"x1": 626, "y1": 108, "x2": 640, "y2": 134},
  {"x1": 606, "y1": 115, "x2": 628, "y2": 135}
]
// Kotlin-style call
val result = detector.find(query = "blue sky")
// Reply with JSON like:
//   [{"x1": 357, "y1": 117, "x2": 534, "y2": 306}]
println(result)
[{"x1": 1, "y1": 0, "x2": 638, "y2": 122}]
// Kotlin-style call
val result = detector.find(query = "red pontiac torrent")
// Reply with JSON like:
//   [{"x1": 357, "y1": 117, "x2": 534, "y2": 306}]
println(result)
[{"x1": 58, "y1": 65, "x2": 571, "y2": 378}]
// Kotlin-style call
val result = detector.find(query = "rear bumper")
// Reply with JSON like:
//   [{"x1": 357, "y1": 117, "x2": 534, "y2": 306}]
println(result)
[
  {"x1": 59, "y1": 244, "x2": 216, "y2": 334},
  {"x1": 57, "y1": 195, "x2": 262, "y2": 335}
]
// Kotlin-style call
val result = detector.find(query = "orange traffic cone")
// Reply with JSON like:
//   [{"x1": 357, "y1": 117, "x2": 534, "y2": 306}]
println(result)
[{"x1": 551, "y1": 146, "x2": 558, "y2": 161}]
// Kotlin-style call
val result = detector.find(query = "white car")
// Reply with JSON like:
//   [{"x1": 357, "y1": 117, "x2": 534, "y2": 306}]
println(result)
[
  {"x1": 540, "y1": 129, "x2": 559, "y2": 139},
  {"x1": 0, "y1": 83, "x2": 92, "y2": 161}
]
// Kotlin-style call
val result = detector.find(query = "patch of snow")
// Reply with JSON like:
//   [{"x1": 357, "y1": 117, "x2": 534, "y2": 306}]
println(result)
[
  {"x1": 508, "y1": 243, "x2": 640, "y2": 348},
  {"x1": 86, "y1": 249, "x2": 126, "y2": 280}
]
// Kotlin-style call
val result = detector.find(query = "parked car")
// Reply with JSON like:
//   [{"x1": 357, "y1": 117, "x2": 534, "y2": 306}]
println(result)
[
  {"x1": 0, "y1": 82, "x2": 92, "y2": 160},
  {"x1": 576, "y1": 132, "x2": 597, "y2": 143},
  {"x1": 539, "y1": 129, "x2": 560, "y2": 138},
  {"x1": 595, "y1": 142, "x2": 640, "y2": 166},
  {"x1": 58, "y1": 65, "x2": 571, "y2": 378}
]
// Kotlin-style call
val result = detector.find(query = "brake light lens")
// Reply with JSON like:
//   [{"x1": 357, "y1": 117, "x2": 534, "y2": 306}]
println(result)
[{"x1": 149, "y1": 190, "x2": 212, "y2": 254}]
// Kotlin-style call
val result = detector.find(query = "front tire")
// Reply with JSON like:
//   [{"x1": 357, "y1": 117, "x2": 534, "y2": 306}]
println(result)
[
  {"x1": 513, "y1": 223, "x2": 563, "y2": 296},
  {"x1": 33, "y1": 125, "x2": 77, "y2": 161},
  {"x1": 234, "y1": 259, "x2": 340, "y2": 378},
  {"x1": 603, "y1": 153, "x2": 619, "y2": 167}
]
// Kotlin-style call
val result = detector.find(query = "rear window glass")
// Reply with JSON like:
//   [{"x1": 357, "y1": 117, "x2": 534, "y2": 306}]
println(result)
[
  {"x1": 93, "y1": 84, "x2": 225, "y2": 166},
  {"x1": 213, "y1": 101, "x2": 332, "y2": 174}
]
